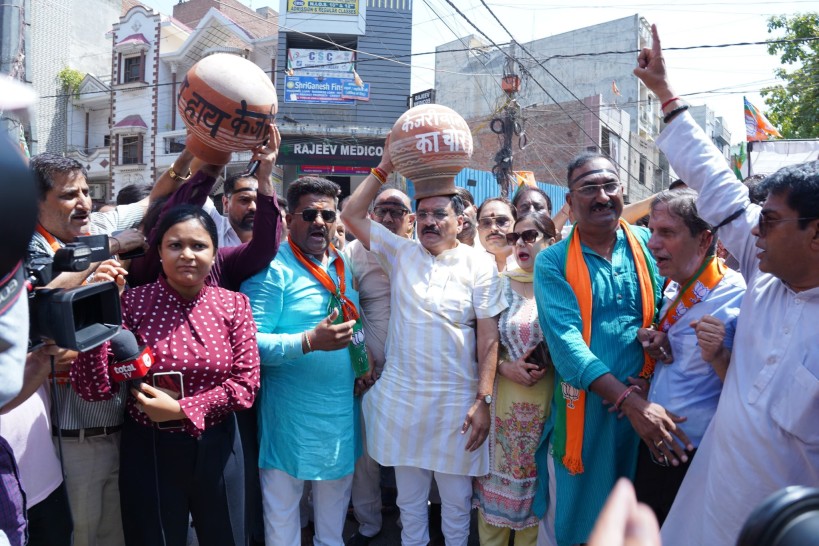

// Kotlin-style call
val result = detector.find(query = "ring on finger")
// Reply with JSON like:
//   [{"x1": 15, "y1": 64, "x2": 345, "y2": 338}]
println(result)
[{"x1": 655, "y1": 439, "x2": 664, "y2": 448}]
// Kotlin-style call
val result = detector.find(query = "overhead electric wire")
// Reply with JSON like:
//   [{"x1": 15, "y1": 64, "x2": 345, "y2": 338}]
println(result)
[{"x1": 473, "y1": 0, "x2": 670, "y2": 183}]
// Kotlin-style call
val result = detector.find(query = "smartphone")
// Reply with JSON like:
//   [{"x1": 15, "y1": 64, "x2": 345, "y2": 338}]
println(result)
[
  {"x1": 151, "y1": 371, "x2": 185, "y2": 430},
  {"x1": 239, "y1": 133, "x2": 271, "y2": 178},
  {"x1": 526, "y1": 341, "x2": 553, "y2": 371}
]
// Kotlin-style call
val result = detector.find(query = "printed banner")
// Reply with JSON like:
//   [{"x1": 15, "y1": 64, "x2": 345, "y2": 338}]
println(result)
[
  {"x1": 287, "y1": 48, "x2": 355, "y2": 75},
  {"x1": 341, "y1": 81, "x2": 370, "y2": 101},
  {"x1": 284, "y1": 75, "x2": 355, "y2": 104},
  {"x1": 287, "y1": 0, "x2": 358, "y2": 16}
]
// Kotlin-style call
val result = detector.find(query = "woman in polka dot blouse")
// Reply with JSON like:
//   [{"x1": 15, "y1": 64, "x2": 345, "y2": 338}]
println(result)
[{"x1": 72, "y1": 204, "x2": 261, "y2": 546}]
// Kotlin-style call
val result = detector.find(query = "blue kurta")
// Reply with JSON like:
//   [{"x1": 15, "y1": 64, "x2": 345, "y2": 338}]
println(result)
[
  {"x1": 241, "y1": 242, "x2": 361, "y2": 480},
  {"x1": 532, "y1": 225, "x2": 662, "y2": 546}
]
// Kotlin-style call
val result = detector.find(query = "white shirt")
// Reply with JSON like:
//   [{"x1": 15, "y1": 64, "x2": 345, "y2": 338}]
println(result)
[
  {"x1": 362, "y1": 221, "x2": 507, "y2": 475},
  {"x1": 649, "y1": 267, "x2": 745, "y2": 446},
  {"x1": 344, "y1": 239, "x2": 391, "y2": 375},
  {"x1": 0, "y1": 386, "x2": 63, "y2": 506},
  {"x1": 203, "y1": 198, "x2": 242, "y2": 248},
  {"x1": 657, "y1": 112, "x2": 819, "y2": 546}
]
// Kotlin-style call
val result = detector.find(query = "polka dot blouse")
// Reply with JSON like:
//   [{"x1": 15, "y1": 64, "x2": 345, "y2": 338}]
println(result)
[{"x1": 71, "y1": 276, "x2": 261, "y2": 436}]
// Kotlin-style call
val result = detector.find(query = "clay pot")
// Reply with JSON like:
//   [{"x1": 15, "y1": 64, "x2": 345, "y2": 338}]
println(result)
[
  {"x1": 389, "y1": 104, "x2": 473, "y2": 199},
  {"x1": 177, "y1": 53, "x2": 277, "y2": 165}
]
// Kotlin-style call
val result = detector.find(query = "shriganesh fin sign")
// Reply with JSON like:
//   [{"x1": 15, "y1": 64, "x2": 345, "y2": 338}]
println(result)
[{"x1": 287, "y1": 0, "x2": 358, "y2": 15}]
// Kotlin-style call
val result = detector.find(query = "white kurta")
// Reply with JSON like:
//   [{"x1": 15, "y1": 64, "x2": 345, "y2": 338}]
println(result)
[
  {"x1": 657, "y1": 112, "x2": 819, "y2": 546},
  {"x1": 362, "y1": 221, "x2": 507, "y2": 476}
]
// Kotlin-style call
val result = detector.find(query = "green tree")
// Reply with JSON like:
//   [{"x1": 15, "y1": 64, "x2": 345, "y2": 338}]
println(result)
[{"x1": 760, "y1": 13, "x2": 819, "y2": 139}]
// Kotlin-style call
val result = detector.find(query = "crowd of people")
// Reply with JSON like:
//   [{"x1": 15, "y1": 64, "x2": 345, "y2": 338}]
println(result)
[{"x1": 1, "y1": 24, "x2": 817, "y2": 546}]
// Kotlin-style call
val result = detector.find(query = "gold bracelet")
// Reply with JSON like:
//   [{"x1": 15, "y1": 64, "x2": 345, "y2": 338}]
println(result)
[
  {"x1": 303, "y1": 331, "x2": 313, "y2": 353},
  {"x1": 168, "y1": 164, "x2": 192, "y2": 182}
]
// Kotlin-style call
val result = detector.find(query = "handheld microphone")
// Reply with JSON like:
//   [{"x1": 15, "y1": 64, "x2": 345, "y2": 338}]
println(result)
[{"x1": 108, "y1": 329, "x2": 154, "y2": 384}]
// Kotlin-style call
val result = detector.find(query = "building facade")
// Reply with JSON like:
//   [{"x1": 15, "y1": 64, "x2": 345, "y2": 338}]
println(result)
[
  {"x1": 67, "y1": 0, "x2": 280, "y2": 201},
  {"x1": 433, "y1": 15, "x2": 666, "y2": 199},
  {"x1": 274, "y1": 0, "x2": 412, "y2": 197}
]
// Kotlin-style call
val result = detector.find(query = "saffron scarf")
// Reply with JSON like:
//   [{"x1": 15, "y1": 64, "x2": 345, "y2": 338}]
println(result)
[
  {"x1": 554, "y1": 219, "x2": 657, "y2": 475},
  {"x1": 287, "y1": 235, "x2": 359, "y2": 322},
  {"x1": 657, "y1": 255, "x2": 725, "y2": 332}
]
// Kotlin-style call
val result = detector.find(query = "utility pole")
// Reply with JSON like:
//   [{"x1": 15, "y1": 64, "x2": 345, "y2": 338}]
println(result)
[{"x1": 491, "y1": 41, "x2": 521, "y2": 199}]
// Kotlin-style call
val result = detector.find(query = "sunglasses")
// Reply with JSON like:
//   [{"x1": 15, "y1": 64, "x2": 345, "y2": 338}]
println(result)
[
  {"x1": 372, "y1": 206, "x2": 410, "y2": 219},
  {"x1": 505, "y1": 229, "x2": 550, "y2": 245},
  {"x1": 297, "y1": 208, "x2": 337, "y2": 223},
  {"x1": 571, "y1": 181, "x2": 621, "y2": 197},
  {"x1": 757, "y1": 214, "x2": 818, "y2": 237},
  {"x1": 477, "y1": 216, "x2": 512, "y2": 230}
]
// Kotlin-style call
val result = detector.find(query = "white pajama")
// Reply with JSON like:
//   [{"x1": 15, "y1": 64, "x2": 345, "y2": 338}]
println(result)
[
  {"x1": 394, "y1": 466, "x2": 472, "y2": 546},
  {"x1": 261, "y1": 468, "x2": 353, "y2": 546}
]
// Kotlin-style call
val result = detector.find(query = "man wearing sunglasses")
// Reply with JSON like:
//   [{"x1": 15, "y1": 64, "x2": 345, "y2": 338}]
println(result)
[
  {"x1": 342, "y1": 186, "x2": 414, "y2": 545},
  {"x1": 341, "y1": 144, "x2": 506, "y2": 546},
  {"x1": 636, "y1": 25, "x2": 819, "y2": 546},
  {"x1": 532, "y1": 150, "x2": 688, "y2": 545},
  {"x1": 242, "y1": 176, "x2": 364, "y2": 546}
]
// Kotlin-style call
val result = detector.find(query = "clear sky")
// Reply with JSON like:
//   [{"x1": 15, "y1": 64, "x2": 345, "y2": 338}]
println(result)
[{"x1": 144, "y1": 0, "x2": 815, "y2": 145}]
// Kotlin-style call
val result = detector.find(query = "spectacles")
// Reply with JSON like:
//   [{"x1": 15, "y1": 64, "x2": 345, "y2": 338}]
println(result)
[
  {"x1": 298, "y1": 208, "x2": 337, "y2": 223},
  {"x1": 571, "y1": 181, "x2": 621, "y2": 197},
  {"x1": 416, "y1": 210, "x2": 450, "y2": 222},
  {"x1": 372, "y1": 206, "x2": 410, "y2": 219},
  {"x1": 757, "y1": 214, "x2": 818, "y2": 237},
  {"x1": 477, "y1": 216, "x2": 512, "y2": 230},
  {"x1": 505, "y1": 229, "x2": 551, "y2": 245}
]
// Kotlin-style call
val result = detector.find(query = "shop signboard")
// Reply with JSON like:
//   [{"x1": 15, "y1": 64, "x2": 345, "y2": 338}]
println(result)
[{"x1": 286, "y1": 0, "x2": 358, "y2": 16}]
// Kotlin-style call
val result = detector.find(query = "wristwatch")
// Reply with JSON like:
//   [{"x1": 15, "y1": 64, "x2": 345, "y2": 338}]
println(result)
[{"x1": 476, "y1": 393, "x2": 492, "y2": 405}]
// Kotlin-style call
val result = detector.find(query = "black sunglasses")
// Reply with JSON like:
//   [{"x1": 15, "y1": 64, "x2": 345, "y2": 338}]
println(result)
[
  {"x1": 505, "y1": 229, "x2": 550, "y2": 245},
  {"x1": 298, "y1": 208, "x2": 337, "y2": 223}
]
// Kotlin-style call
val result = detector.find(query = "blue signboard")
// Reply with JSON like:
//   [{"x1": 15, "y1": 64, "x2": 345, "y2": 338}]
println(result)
[
  {"x1": 341, "y1": 81, "x2": 370, "y2": 101},
  {"x1": 284, "y1": 75, "x2": 355, "y2": 104}
]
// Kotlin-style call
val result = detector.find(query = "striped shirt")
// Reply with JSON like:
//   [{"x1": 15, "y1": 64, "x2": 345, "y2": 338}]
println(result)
[
  {"x1": 362, "y1": 222, "x2": 507, "y2": 476},
  {"x1": 27, "y1": 202, "x2": 144, "y2": 430}
]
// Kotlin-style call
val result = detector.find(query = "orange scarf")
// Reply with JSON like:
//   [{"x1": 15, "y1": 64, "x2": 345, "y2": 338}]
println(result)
[
  {"x1": 287, "y1": 235, "x2": 359, "y2": 322},
  {"x1": 658, "y1": 255, "x2": 725, "y2": 332},
  {"x1": 36, "y1": 224, "x2": 63, "y2": 252},
  {"x1": 554, "y1": 219, "x2": 657, "y2": 475}
]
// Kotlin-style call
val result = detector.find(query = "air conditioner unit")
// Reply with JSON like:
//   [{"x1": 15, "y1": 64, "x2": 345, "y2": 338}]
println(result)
[{"x1": 88, "y1": 184, "x2": 107, "y2": 200}]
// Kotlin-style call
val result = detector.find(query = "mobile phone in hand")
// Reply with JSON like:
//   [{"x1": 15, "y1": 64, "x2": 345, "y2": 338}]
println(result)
[
  {"x1": 527, "y1": 341, "x2": 552, "y2": 371},
  {"x1": 151, "y1": 371, "x2": 185, "y2": 430}
]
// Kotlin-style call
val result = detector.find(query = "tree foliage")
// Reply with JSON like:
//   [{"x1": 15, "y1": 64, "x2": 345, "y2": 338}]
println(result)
[{"x1": 760, "y1": 13, "x2": 819, "y2": 139}]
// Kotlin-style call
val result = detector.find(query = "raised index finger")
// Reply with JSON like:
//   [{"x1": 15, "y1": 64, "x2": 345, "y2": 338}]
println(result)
[{"x1": 651, "y1": 24, "x2": 662, "y2": 55}]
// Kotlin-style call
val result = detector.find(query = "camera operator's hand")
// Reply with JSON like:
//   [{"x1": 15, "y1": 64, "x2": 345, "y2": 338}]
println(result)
[
  {"x1": 92, "y1": 259, "x2": 128, "y2": 293},
  {"x1": 588, "y1": 479, "x2": 661, "y2": 546},
  {"x1": 30, "y1": 341, "x2": 76, "y2": 374},
  {"x1": 109, "y1": 229, "x2": 147, "y2": 255}
]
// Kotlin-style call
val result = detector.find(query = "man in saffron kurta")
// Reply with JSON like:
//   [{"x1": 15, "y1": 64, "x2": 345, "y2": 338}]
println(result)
[{"x1": 532, "y1": 153, "x2": 691, "y2": 546}]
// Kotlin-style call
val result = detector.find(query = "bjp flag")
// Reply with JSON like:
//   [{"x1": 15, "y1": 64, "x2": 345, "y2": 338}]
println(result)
[
  {"x1": 514, "y1": 171, "x2": 537, "y2": 187},
  {"x1": 744, "y1": 97, "x2": 782, "y2": 141}
]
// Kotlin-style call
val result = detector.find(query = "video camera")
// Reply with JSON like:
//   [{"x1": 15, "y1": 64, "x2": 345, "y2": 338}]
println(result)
[{"x1": 27, "y1": 234, "x2": 121, "y2": 352}]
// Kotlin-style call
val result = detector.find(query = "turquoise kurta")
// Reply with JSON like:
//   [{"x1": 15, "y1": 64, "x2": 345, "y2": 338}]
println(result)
[
  {"x1": 532, "y1": 225, "x2": 661, "y2": 546},
  {"x1": 241, "y1": 242, "x2": 361, "y2": 481}
]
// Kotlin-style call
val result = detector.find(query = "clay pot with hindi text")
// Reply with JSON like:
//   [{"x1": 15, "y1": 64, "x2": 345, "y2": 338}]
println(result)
[
  {"x1": 389, "y1": 104, "x2": 473, "y2": 199},
  {"x1": 177, "y1": 53, "x2": 277, "y2": 165}
]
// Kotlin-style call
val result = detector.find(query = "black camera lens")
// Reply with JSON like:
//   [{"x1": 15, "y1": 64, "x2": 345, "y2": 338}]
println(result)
[{"x1": 737, "y1": 486, "x2": 819, "y2": 546}]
